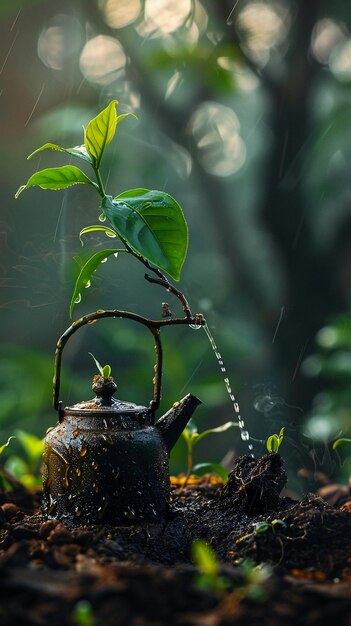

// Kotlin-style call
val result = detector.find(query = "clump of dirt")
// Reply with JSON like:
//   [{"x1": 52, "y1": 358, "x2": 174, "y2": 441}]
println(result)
[{"x1": 0, "y1": 453, "x2": 350, "y2": 626}]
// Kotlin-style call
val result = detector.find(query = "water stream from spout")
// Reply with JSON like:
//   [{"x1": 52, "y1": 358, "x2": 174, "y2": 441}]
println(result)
[{"x1": 190, "y1": 321, "x2": 254, "y2": 456}]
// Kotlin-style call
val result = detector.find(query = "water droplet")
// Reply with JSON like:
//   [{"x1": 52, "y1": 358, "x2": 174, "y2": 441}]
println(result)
[
  {"x1": 74, "y1": 293, "x2": 82, "y2": 304},
  {"x1": 84, "y1": 280, "x2": 91, "y2": 289},
  {"x1": 189, "y1": 324, "x2": 202, "y2": 330},
  {"x1": 152, "y1": 376, "x2": 156, "y2": 384},
  {"x1": 124, "y1": 507, "x2": 136, "y2": 520},
  {"x1": 202, "y1": 322, "x2": 254, "y2": 456},
  {"x1": 106, "y1": 231, "x2": 116, "y2": 238},
  {"x1": 98, "y1": 212, "x2": 106, "y2": 222},
  {"x1": 92, "y1": 461, "x2": 98, "y2": 469},
  {"x1": 172, "y1": 401, "x2": 180, "y2": 408},
  {"x1": 87, "y1": 319, "x2": 97, "y2": 325},
  {"x1": 154, "y1": 364, "x2": 158, "y2": 372},
  {"x1": 101, "y1": 257, "x2": 108, "y2": 264},
  {"x1": 113, "y1": 252, "x2": 118, "y2": 258},
  {"x1": 79, "y1": 443, "x2": 88, "y2": 457}
]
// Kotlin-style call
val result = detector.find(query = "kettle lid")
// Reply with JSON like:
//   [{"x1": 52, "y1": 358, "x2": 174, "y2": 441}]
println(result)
[{"x1": 64, "y1": 376, "x2": 149, "y2": 418}]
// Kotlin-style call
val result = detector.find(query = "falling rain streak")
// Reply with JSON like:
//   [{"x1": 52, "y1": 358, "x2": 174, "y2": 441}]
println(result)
[{"x1": 191, "y1": 322, "x2": 254, "y2": 455}]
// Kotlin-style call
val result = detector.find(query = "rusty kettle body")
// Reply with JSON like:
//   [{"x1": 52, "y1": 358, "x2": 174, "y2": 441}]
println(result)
[{"x1": 42, "y1": 309, "x2": 203, "y2": 526}]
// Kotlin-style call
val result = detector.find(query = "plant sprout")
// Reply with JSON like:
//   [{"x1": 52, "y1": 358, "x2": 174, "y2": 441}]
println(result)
[
  {"x1": 15, "y1": 100, "x2": 190, "y2": 320},
  {"x1": 182, "y1": 419, "x2": 238, "y2": 484},
  {"x1": 4, "y1": 430, "x2": 44, "y2": 488},
  {"x1": 333, "y1": 438, "x2": 351, "y2": 449},
  {"x1": 89, "y1": 353, "x2": 112, "y2": 379},
  {"x1": 266, "y1": 427, "x2": 285, "y2": 454},
  {"x1": 192, "y1": 539, "x2": 229, "y2": 593},
  {"x1": 0, "y1": 436, "x2": 15, "y2": 455}
]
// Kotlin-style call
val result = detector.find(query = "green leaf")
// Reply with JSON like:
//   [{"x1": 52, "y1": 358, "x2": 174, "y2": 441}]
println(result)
[
  {"x1": 69, "y1": 249, "x2": 122, "y2": 318},
  {"x1": 79, "y1": 225, "x2": 118, "y2": 245},
  {"x1": 15, "y1": 166, "x2": 94, "y2": 197},
  {"x1": 195, "y1": 421, "x2": 238, "y2": 445},
  {"x1": 192, "y1": 540, "x2": 219, "y2": 576},
  {"x1": 88, "y1": 352, "x2": 104, "y2": 377},
  {"x1": 84, "y1": 100, "x2": 118, "y2": 166},
  {"x1": 0, "y1": 436, "x2": 15, "y2": 455},
  {"x1": 254, "y1": 522, "x2": 271, "y2": 534},
  {"x1": 27, "y1": 143, "x2": 92, "y2": 163},
  {"x1": 102, "y1": 364, "x2": 111, "y2": 378},
  {"x1": 15, "y1": 430, "x2": 44, "y2": 469},
  {"x1": 102, "y1": 189, "x2": 188, "y2": 281},
  {"x1": 266, "y1": 434, "x2": 279, "y2": 453},
  {"x1": 333, "y1": 438, "x2": 351, "y2": 449},
  {"x1": 193, "y1": 463, "x2": 229, "y2": 482}
]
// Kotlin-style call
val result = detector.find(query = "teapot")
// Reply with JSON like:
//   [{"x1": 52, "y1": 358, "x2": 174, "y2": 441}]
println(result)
[{"x1": 42, "y1": 309, "x2": 205, "y2": 526}]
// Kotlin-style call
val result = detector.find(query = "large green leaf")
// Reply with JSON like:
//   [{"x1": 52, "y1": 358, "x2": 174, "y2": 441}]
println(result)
[
  {"x1": 15, "y1": 166, "x2": 94, "y2": 197},
  {"x1": 69, "y1": 248, "x2": 122, "y2": 318},
  {"x1": 84, "y1": 100, "x2": 118, "y2": 166},
  {"x1": 102, "y1": 189, "x2": 188, "y2": 280},
  {"x1": 27, "y1": 143, "x2": 92, "y2": 163}
]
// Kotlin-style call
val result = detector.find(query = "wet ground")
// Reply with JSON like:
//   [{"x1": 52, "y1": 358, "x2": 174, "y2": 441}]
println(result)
[{"x1": 0, "y1": 454, "x2": 350, "y2": 625}]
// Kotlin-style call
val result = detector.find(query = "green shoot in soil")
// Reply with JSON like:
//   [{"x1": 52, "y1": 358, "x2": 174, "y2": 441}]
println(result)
[
  {"x1": 182, "y1": 419, "x2": 237, "y2": 484},
  {"x1": 266, "y1": 427, "x2": 285, "y2": 454}
]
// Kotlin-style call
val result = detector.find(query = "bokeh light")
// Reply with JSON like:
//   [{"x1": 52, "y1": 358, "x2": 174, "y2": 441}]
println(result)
[
  {"x1": 37, "y1": 14, "x2": 83, "y2": 71},
  {"x1": 190, "y1": 102, "x2": 246, "y2": 177},
  {"x1": 79, "y1": 35, "x2": 126, "y2": 85},
  {"x1": 329, "y1": 38, "x2": 351, "y2": 82},
  {"x1": 236, "y1": 1, "x2": 289, "y2": 66},
  {"x1": 99, "y1": 0, "x2": 141, "y2": 30},
  {"x1": 311, "y1": 18, "x2": 348, "y2": 65}
]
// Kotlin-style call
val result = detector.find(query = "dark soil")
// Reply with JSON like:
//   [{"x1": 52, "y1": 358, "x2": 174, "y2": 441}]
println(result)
[{"x1": 0, "y1": 454, "x2": 350, "y2": 625}]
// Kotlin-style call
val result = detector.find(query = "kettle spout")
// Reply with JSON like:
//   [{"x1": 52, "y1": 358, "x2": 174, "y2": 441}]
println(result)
[{"x1": 155, "y1": 393, "x2": 201, "y2": 453}]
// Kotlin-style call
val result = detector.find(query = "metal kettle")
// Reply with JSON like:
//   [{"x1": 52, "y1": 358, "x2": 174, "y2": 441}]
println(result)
[{"x1": 42, "y1": 309, "x2": 204, "y2": 526}]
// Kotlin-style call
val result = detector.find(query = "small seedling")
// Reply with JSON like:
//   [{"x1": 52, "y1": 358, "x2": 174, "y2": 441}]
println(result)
[
  {"x1": 89, "y1": 353, "x2": 111, "y2": 379},
  {"x1": 0, "y1": 436, "x2": 15, "y2": 455},
  {"x1": 0, "y1": 436, "x2": 15, "y2": 491},
  {"x1": 72, "y1": 600, "x2": 98, "y2": 626},
  {"x1": 192, "y1": 539, "x2": 229, "y2": 593},
  {"x1": 182, "y1": 419, "x2": 238, "y2": 484},
  {"x1": 266, "y1": 427, "x2": 285, "y2": 454},
  {"x1": 4, "y1": 430, "x2": 44, "y2": 488},
  {"x1": 254, "y1": 519, "x2": 286, "y2": 535},
  {"x1": 333, "y1": 438, "x2": 351, "y2": 449},
  {"x1": 237, "y1": 518, "x2": 286, "y2": 544}
]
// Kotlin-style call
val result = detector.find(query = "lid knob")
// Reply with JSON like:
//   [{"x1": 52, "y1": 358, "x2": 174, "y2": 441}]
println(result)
[{"x1": 92, "y1": 375, "x2": 117, "y2": 407}]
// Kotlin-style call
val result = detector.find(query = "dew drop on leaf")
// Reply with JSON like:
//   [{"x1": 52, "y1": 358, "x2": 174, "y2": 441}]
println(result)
[
  {"x1": 85, "y1": 280, "x2": 91, "y2": 289},
  {"x1": 101, "y1": 257, "x2": 108, "y2": 263},
  {"x1": 98, "y1": 213, "x2": 106, "y2": 222},
  {"x1": 106, "y1": 231, "x2": 116, "y2": 238},
  {"x1": 74, "y1": 293, "x2": 82, "y2": 304}
]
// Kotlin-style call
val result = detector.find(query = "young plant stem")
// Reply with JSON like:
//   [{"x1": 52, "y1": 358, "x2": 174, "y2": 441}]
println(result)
[
  {"x1": 93, "y1": 165, "x2": 106, "y2": 198},
  {"x1": 184, "y1": 441, "x2": 193, "y2": 487}
]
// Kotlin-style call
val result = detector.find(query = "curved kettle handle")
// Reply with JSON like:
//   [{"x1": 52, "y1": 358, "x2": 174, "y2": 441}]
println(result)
[{"x1": 53, "y1": 309, "x2": 164, "y2": 422}]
